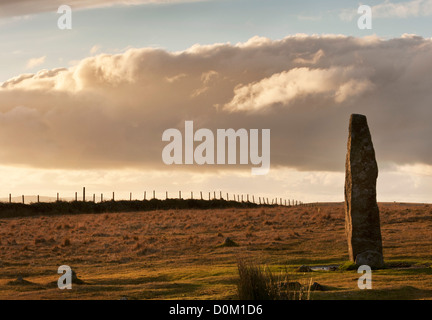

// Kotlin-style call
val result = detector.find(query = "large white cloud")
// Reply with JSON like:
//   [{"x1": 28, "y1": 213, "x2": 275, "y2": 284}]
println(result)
[{"x1": 1, "y1": 34, "x2": 432, "y2": 173}]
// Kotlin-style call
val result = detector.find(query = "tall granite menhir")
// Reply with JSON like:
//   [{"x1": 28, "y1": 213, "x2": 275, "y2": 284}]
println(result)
[{"x1": 344, "y1": 114, "x2": 384, "y2": 268}]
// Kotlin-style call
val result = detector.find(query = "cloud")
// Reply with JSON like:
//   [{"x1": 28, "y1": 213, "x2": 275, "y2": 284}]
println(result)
[
  {"x1": 90, "y1": 45, "x2": 101, "y2": 55},
  {"x1": 0, "y1": 0, "x2": 204, "y2": 17},
  {"x1": 340, "y1": 0, "x2": 432, "y2": 21},
  {"x1": 26, "y1": 56, "x2": 46, "y2": 69},
  {"x1": 373, "y1": 0, "x2": 432, "y2": 18},
  {"x1": 339, "y1": 9, "x2": 357, "y2": 22},
  {"x1": 223, "y1": 67, "x2": 372, "y2": 112},
  {"x1": 1, "y1": 34, "x2": 432, "y2": 173}
]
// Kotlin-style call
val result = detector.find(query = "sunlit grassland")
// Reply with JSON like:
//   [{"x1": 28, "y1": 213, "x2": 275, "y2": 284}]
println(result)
[{"x1": 0, "y1": 203, "x2": 431, "y2": 299}]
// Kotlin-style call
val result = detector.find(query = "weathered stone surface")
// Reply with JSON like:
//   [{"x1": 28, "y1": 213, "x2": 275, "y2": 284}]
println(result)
[
  {"x1": 355, "y1": 250, "x2": 384, "y2": 267},
  {"x1": 344, "y1": 114, "x2": 384, "y2": 268},
  {"x1": 296, "y1": 265, "x2": 312, "y2": 272}
]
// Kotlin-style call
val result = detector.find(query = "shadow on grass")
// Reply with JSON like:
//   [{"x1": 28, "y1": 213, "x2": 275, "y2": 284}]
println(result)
[
  {"x1": 85, "y1": 275, "x2": 170, "y2": 286},
  {"x1": 2, "y1": 279, "x2": 47, "y2": 292},
  {"x1": 312, "y1": 286, "x2": 432, "y2": 300},
  {"x1": 379, "y1": 267, "x2": 432, "y2": 276},
  {"x1": 286, "y1": 257, "x2": 345, "y2": 266},
  {"x1": 47, "y1": 278, "x2": 204, "y2": 299},
  {"x1": 130, "y1": 282, "x2": 203, "y2": 300}
]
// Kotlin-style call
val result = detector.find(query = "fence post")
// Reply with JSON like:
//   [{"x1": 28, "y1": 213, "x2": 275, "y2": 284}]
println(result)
[
  {"x1": 22, "y1": 195, "x2": 25, "y2": 204},
  {"x1": 37, "y1": 195, "x2": 40, "y2": 203},
  {"x1": 83, "y1": 187, "x2": 86, "y2": 202},
  {"x1": 179, "y1": 191, "x2": 181, "y2": 199},
  {"x1": 200, "y1": 191, "x2": 203, "y2": 200},
  {"x1": 101, "y1": 193, "x2": 103, "y2": 202},
  {"x1": 227, "y1": 193, "x2": 229, "y2": 201},
  {"x1": 75, "y1": 192, "x2": 77, "y2": 201},
  {"x1": 9, "y1": 194, "x2": 11, "y2": 203},
  {"x1": 220, "y1": 191, "x2": 222, "y2": 199},
  {"x1": 112, "y1": 192, "x2": 115, "y2": 201},
  {"x1": 93, "y1": 194, "x2": 95, "y2": 202},
  {"x1": 57, "y1": 193, "x2": 59, "y2": 202},
  {"x1": 191, "y1": 191, "x2": 193, "y2": 199},
  {"x1": 153, "y1": 190, "x2": 155, "y2": 199},
  {"x1": 144, "y1": 191, "x2": 146, "y2": 200},
  {"x1": 130, "y1": 192, "x2": 132, "y2": 201},
  {"x1": 166, "y1": 191, "x2": 168, "y2": 199}
]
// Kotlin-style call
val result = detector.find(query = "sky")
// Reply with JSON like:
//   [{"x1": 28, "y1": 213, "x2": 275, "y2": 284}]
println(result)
[{"x1": 1, "y1": 0, "x2": 432, "y2": 203}]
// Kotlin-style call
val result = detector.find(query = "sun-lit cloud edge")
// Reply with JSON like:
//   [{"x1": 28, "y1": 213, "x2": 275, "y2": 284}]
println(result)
[{"x1": 0, "y1": 0, "x2": 206, "y2": 18}]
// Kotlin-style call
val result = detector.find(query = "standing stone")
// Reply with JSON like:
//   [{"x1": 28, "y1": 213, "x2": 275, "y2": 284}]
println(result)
[{"x1": 344, "y1": 114, "x2": 384, "y2": 268}]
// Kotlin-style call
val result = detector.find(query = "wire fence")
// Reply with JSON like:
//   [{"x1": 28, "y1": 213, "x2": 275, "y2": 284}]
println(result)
[{"x1": 2, "y1": 187, "x2": 311, "y2": 207}]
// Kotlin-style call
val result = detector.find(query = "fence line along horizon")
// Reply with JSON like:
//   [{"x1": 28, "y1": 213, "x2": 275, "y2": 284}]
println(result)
[{"x1": 1, "y1": 187, "x2": 306, "y2": 207}]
